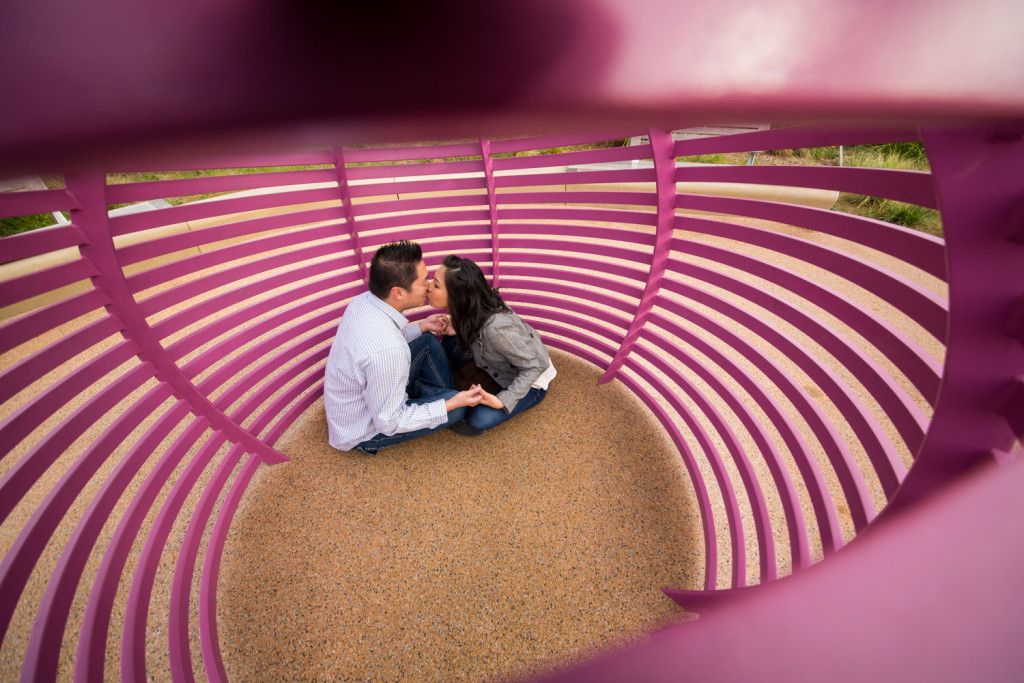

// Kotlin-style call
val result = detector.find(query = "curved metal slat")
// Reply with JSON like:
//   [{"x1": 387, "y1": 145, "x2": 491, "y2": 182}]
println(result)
[
  {"x1": 121, "y1": 431, "x2": 228, "y2": 682},
  {"x1": 168, "y1": 443, "x2": 246, "y2": 683},
  {"x1": 19, "y1": 382, "x2": 175, "y2": 681},
  {"x1": 0, "y1": 224, "x2": 85, "y2": 263},
  {"x1": 0, "y1": 362, "x2": 155, "y2": 647},
  {"x1": 75, "y1": 414, "x2": 208, "y2": 683}
]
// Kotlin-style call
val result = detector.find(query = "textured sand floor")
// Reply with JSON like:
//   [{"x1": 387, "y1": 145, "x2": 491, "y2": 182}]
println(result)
[{"x1": 217, "y1": 349, "x2": 700, "y2": 682}]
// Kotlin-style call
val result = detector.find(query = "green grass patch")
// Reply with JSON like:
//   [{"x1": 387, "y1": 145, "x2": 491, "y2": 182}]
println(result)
[
  {"x1": 679, "y1": 153, "x2": 730, "y2": 164},
  {"x1": 1, "y1": 213, "x2": 63, "y2": 238},
  {"x1": 837, "y1": 142, "x2": 940, "y2": 235}
]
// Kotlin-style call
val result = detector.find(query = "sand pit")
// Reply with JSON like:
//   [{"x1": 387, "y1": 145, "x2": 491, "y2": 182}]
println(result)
[{"x1": 216, "y1": 349, "x2": 700, "y2": 682}]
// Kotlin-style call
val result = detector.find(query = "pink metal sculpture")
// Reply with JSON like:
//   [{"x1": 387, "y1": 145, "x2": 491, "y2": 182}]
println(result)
[{"x1": 1, "y1": 0, "x2": 1023, "y2": 680}]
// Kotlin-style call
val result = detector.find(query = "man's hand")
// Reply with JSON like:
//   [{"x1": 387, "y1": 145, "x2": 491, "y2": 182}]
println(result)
[
  {"x1": 445, "y1": 385, "x2": 484, "y2": 412},
  {"x1": 418, "y1": 313, "x2": 449, "y2": 334},
  {"x1": 478, "y1": 388, "x2": 504, "y2": 410}
]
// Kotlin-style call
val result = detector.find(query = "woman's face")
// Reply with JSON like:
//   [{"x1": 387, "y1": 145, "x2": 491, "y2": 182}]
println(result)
[{"x1": 427, "y1": 264, "x2": 449, "y2": 309}]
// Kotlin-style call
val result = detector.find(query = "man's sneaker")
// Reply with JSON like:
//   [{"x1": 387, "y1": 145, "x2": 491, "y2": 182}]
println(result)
[{"x1": 447, "y1": 421, "x2": 482, "y2": 437}]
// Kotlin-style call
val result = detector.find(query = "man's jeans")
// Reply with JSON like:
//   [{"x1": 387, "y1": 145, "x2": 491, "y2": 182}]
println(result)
[{"x1": 355, "y1": 334, "x2": 465, "y2": 455}]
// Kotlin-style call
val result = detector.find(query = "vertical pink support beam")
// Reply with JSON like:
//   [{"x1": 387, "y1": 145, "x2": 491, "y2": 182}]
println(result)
[
  {"x1": 600, "y1": 129, "x2": 675, "y2": 383},
  {"x1": 67, "y1": 172, "x2": 288, "y2": 465},
  {"x1": 481, "y1": 136, "x2": 501, "y2": 286},
  {"x1": 332, "y1": 147, "x2": 368, "y2": 284},
  {"x1": 883, "y1": 126, "x2": 1024, "y2": 518}
]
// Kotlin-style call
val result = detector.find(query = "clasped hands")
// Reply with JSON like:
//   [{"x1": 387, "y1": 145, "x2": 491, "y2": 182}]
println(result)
[
  {"x1": 418, "y1": 313, "x2": 454, "y2": 336},
  {"x1": 447, "y1": 384, "x2": 503, "y2": 411}
]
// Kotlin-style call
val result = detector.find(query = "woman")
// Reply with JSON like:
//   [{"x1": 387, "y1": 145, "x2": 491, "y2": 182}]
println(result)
[{"x1": 427, "y1": 254, "x2": 556, "y2": 432}]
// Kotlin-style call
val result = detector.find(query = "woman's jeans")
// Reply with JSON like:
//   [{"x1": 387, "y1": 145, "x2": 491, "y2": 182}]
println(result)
[
  {"x1": 354, "y1": 333, "x2": 464, "y2": 455},
  {"x1": 440, "y1": 334, "x2": 547, "y2": 432},
  {"x1": 466, "y1": 385, "x2": 547, "y2": 432}
]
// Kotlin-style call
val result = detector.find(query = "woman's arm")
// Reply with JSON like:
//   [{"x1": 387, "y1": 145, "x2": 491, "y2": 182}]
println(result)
[{"x1": 482, "y1": 314, "x2": 549, "y2": 412}]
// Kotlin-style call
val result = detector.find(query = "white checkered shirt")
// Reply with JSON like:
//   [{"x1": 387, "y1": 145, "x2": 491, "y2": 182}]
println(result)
[{"x1": 324, "y1": 291, "x2": 448, "y2": 450}]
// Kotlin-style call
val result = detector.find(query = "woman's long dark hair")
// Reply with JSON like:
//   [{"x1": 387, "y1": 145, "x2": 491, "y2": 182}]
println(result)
[{"x1": 442, "y1": 254, "x2": 510, "y2": 347}]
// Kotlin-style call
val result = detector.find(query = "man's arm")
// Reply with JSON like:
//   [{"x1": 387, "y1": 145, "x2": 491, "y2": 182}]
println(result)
[
  {"x1": 361, "y1": 347, "x2": 446, "y2": 436},
  {"x1": 361, "y1": 347, "x2": 485, "y2": 436}
]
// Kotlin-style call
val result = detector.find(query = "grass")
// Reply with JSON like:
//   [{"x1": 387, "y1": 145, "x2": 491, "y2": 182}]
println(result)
[
  {"x1": 1, "y1": 213, "x2": 62, "y2": 238},
  {"x1": 682, "y1": 153, "x2": 730, "y2": 165},
  {"x1": 835, "y1": 143, "x2": 942, "y2": 236}
]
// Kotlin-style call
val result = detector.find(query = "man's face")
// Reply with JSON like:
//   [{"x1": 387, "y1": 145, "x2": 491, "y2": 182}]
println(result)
[{"x1": 402, "y1": 260, "x2": 430, "y2": 310}]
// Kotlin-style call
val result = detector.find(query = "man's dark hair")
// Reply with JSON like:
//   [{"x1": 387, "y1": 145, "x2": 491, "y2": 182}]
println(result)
[{"x1": 368, "y1": 241, "x2": 423, "y2": 299}]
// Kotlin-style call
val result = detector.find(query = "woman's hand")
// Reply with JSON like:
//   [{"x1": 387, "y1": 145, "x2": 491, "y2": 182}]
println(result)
[
  {"x1": 440, "y1": 315, "x2": 455, "y2": 336},
  {"x1": 445, "y1": 385, "x2": 484, "y2": 412},
  {"x1": 418, "y1": 313, "x2": 449, "y2": 334},
  {"x1": 478, "y1": 388, "x2": 504, "y2": 410}
]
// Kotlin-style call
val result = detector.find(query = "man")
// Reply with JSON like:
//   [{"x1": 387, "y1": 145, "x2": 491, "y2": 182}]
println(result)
[{"x1": 325, "y1": 241, "x2": 483, "y2": 454}]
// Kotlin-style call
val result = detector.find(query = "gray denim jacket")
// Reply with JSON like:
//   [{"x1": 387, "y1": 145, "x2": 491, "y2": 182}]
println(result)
[{"x1": 469, "y1": 311, "x2": 551, "y2": 412}]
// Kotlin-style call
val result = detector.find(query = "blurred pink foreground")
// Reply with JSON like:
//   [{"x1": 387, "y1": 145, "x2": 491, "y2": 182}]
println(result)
[{"x1": 1, "y1": 1, "x2": 1023, "y2": 681}]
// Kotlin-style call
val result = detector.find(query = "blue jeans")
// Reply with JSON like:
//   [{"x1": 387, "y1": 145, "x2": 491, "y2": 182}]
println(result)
[
  {"x1": 466, "y1": 386, "x2": 547, "y2": 431},
  {"x1": 355, "y1": 334, "x2": 465, "y2": 455}
]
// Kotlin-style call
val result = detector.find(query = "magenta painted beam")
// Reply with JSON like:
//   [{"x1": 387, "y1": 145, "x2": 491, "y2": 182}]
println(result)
[
  {"x1": 675, "y1": 165, "x2": 939, "y2": 209},
  {"x1": 0, "y1": 364, "x2": 156, "y2": 649},
  {"x1": 126, "y1": 224, "x2": 344, "y2": 294},
  {"x1": 108, "y1": 186, "x2": 343, "y2": 237},
  {"x1": 681, "y1": 214, "x2": 948, "y2": 343},
  {"x1": 0, "y1": 187, "x2": 79, "y2": 219},
  {"x1": 882, "y1": 127, "x2": 1024, "y2": 517},
  {"x1": 20, "y1": 381, "x2": 174, "y2": 682},
  {"x1": 116, "y1": 205, "x2": 347, "y2": 267},
  {"x1": 648, "y1": 295, "x2": 852, "y2": 548},
  {"x1": 1, "y1": 124, "x2": 1022, "y2": 681},
  {"x1": 600, "y1": 129, "x2": 676, "y2": 383},
  {"x1": 169, "y1": 443, "x2": 245, "y2": 683},
  {"x1": 544, "y1": 457, "x2": 1024, "y2": 683},
  {"x1": 105, "y1": 168, "x2": 337, "y2": 205},
  {"x1": 673, "y1": 193, "x2": 948, "y2": 288},
  {"x1": 0, "y1": 289, "x2": 112, "y2": 357},
  {"x1": 0, "y1": 223, "x2": 85, "y2": 263},
  {"x1": 155, "y1": 265, "x2": 358, "y2": 347},
  {"x1": 265, "y1": 382, "x2": 325, "y2": 446},
  {"x1": 75, "y1": 409, "x2": 203, "y2": 683},
  {"x1": 68, "y1": 172, "x2": 288, "y2": 465},
  {"x1": 627, "y1": 345, "x2": 760, "y2": 585},
  {"x1": 0, "y1": 341, "x2": 139, "y2": 474},
  {"x1": 332, "y1": 147, "x2": 369, "y2": 284},
  {"x1": 0, "y1": 315, "x2": 121, "y2": 406},
  {"x1": 480, "y1": 136, "x2": 501, "y2": 287},
  {"x1": 672, "y1": 236, "x2": 944, "y2": 407},
  {"x1": 0, "y1": 257, "x2": 96, "y2": 306},
  {"x1": 633, "y1": 337, "x2": 785, "y2": 581},
  {"x1": 36, "y1": 398, "x2": 190, "y2": 681},
  {"x1": 672, "y1": 124, "x2": 923, "y2": 158},
  {"x1": 200, "y1": 454, "x2": 262, "y2": 683},
  {"x1": 613, "y1": 363, "x2": 720, "y2": 590},
  {"x1": 122, "y1": 431, "x2": 228, "y2": 682}
]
